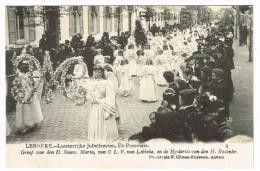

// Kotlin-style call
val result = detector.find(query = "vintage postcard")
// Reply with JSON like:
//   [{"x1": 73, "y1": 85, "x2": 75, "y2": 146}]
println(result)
[{"x1": 1, "y1": 0, "x2": 259, "y2": 170}]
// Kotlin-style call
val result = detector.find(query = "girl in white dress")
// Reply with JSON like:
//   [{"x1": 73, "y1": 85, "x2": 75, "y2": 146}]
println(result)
[
  {"x1": 87, "y1": 65, "x2": 119, "y2": 143},
  {"x1": 72, "y1": 61, "x2": 90, "y2": 88},
  {"x1": 139, "y1": 59, "x2": 158, "y2": 102},
  {"x1": 143, "y1": 44, "x2": 155, "y2": 59},
  {"x1": 136, "y1": 49, "x2": 146, "y2": 77},
  {"x1": 104, "y1": 64, "x2": 120, "y2": 126},
  {"x1": 113, "y1": 50, "x2": 124, "y2": 86},
  {"x1": 93, "y1": 49, "x2": 105, "y2": 65},
  {"x1": 155, "y1": 49, "x2": 168, "y2": 86},
  {"x1": 118, "y1": 58, "x2": 135, "y2": 97},
  {"x1": 126, "y1": 44, "x2": 137, "y2": 77},
  {"x1": 13, "y1": 59, "x2": 43, "y2": 134}
]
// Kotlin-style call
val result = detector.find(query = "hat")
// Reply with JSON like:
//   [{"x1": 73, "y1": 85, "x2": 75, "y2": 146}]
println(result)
[
  {"x1": 200, "y1": 66, "x2": 212, "y2": 75},
  {"x1": 93, "y1": 64, "x2": 104, "y2": 71},
  {"x1": 163, "y1": 88, "x2": 177, "y2": 96},
  {"x1": 181, "y1": 53, "x2": 189, "y2": 58},
  {"x1": 118, "y1": 50, "x2": 124, "y2": 56},
  {"x1": 104, "y1": 64, "x2": 114, "y2": 72},
  {"x1": 192, "y1": 51, "x2": 201, "y2": 56},
  {"x1": 205, "y1": 60, "x2": 216, "y2": 69},
  {"x1": 212, "y1": 68, "x2": 224, "y2": 77},
  {"x1": 195, "y1": 94, "x2": 211, "y2": 107},
  {"x1": 104, "y1": 55, "x2": 110, "y2": 59},
  {"x1": 179, "y1": 89, "x2": 196, "y2": 98},
  {"x1": 203, "y1": 48, "x2": 212, "y2": 54},
  {"x1": 193, "y1": 54, "x2": 204, "y2": 60},
  {"x1": 121, "y1": 57, "x2": 129, "y2": 65},
  {"x1": 183, "y1": 66, "x2": 193, "y2": 75},
  {"x1": 21, "y1": 59, "x2": 30, "y2": 64}
]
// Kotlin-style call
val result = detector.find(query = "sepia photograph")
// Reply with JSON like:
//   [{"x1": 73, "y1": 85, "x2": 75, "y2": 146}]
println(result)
[
  {"x1": 2, "y1": 1, "x2": 257, "y2": 169},
  {"x1": 5, "y1": 4, "x2": 253, "y2": 144}
]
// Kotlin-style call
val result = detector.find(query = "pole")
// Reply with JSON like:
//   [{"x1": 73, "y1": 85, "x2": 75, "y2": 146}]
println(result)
[
  {"x1": 249, "y1": 16, "x2": 253, "y2": 62},
  {"x1": 117, "y1": 6, "x2": 121, "y2": 36}
]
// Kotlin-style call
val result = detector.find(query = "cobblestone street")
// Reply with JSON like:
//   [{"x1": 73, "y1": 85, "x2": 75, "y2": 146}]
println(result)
[
  {"x1": 6, "y1": 77, "x2": 165, "y2": 143},
  {"x1": 6, "y1": 39, "x2": 253, "y2": 143}
]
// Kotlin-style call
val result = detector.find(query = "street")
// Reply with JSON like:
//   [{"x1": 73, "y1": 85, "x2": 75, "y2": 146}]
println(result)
[{"x1": 6, "y1": 39, "x2": 253, "y2": 143}]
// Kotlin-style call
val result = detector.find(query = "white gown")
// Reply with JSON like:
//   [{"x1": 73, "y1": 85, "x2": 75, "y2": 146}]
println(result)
[
  {"x1": 72, "y1": 63, "x2": 90, "y2": 89},
  {"x1": 126, "y1": 49, "x2": 137, "y2": 76},
  {"x1": 94, "y1": 55, "x2": 105, "y2": 65},
  {"x1": 136, "y1": 55, "x2": 146, "y2": 76},
  {"x1": 139, "y1": 65, "x2": 158, "y2": 102},
  {"x1": 155, "y1": 54, "x2": 168, "y2": 86},
  {"x1": 87, "y1": 79, "x2": 119, "y2": 143},
  {"x1": 16, "y1": 71, "x2": 43, "y2": 128},
  {"x1": 118, "y1": 64, "x2": 135, "y2": 95}
]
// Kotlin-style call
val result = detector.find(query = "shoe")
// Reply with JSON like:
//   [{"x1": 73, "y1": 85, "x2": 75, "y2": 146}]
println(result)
[{"x1": 20, "y1": 127, "x2": 30, "y2": 134}]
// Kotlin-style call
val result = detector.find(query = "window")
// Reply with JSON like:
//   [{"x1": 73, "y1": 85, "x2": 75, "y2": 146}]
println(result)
[
  {"x1": 15, "y1": 7, "x2": 25, "y2": 40},
  {"x1": 69, "y1": 6, "x2": 83, "y2": 36},
  {"x1": 73, "y1": 6, "x2": 79, "y2": 34},
  {"x1": 8, "y1": 6, "x2": 35, "y2": 45}
]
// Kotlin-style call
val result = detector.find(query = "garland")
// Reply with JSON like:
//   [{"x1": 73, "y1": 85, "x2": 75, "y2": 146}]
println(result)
[
  {"x1": 42, "y1": 55, "x2": 55, "y2": 104},
  {"x1": 66, "y1": 86, "x2": 88, "y2": 105},
  {"x1": 11, "y1": 54, "x2": 42, "y2": 104},
  {"x1": 54, "y1": 56, "x2": 88, "y2": 105}
]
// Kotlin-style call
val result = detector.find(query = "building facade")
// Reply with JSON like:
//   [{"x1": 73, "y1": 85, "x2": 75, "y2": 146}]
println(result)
[{"x1": 6, "y1": 6, "x2": 182, "y2": 49}]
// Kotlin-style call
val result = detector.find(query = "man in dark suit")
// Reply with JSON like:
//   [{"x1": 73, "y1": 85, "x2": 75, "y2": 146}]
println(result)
[
  {"x1": 208, "y1": 68, "x2": 230, "y2": 119},
  {"x1": 177, "y1": 89, "x2": 197, "y2": 141}
]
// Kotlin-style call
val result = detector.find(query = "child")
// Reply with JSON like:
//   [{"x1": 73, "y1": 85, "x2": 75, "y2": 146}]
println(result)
[
  {"x1": 113, "y1": 50, "x2": 124, "y2": 86},
  {"x1": 154, "y1": 48, "x2": 168, "y2": 86},
  {"x1": 118, "y1": 58, "x2": 135, "y2": 97},
  {"x1": 136, "y1": 49, "x2": 145, "y2": 77},
  {"x1": 126, "y1": 43, "x2": 137, "y2": 77},
  {"x1": 13, "y1": 60, "x2": 43, "y2": 134},
  {"x1": 139, "y1": 59, "x2": 158, "y2": 102}
]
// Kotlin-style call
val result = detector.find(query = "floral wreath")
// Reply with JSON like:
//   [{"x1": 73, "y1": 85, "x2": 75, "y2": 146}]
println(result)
[
  {"x1": 54, "y1": 56, "x2": 88, "y2": 105},
  {"x1": 42, "y1": 54, "x2": 55, "y2": 104},
  {"x1": 11, "y1": 53, "x2": 42, "y2": 104}
]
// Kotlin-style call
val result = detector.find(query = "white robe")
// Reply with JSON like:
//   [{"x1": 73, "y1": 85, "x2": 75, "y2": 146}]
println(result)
[
  {"x1": 16, "y1": 72, "x2": 43, "y2": 128},
  {"x1": 118, "y1": 64, "x2": 135, "y2": 95},
  {"x1": 87, "y1": 80, "x2": 119, "y2": 143},
  {"x1": 155, "y1": 54, "x2": 168, "y2": 86},
  {"x1": 126, "y1": 49, "x2": 137, "y2": 76},
  {"x1": 139, "y1": 65, "x2": 158, "y2": 102}
]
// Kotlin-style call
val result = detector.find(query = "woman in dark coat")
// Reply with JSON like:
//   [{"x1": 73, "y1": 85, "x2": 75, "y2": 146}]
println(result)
[
  {"x1": 99, "y1": 32, "x2": 114, "y2": 64},
  {"x1": 84, "y1": 35, "x2": 96, "y2": 77}
]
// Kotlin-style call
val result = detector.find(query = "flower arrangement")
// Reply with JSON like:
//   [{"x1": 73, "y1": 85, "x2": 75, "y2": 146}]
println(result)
[
  {"x1": 42, "y1": 54, "x2": 55, "y2": 103},
  {"x1": 54, "y1": 56, "x2": 88, "y2": 105},
  {"x1": 66, "y1": 86, "x2": 88, "y2": 105},
  {"x1": 11, "y1": 54, "x2": 42, "y2": 104}
]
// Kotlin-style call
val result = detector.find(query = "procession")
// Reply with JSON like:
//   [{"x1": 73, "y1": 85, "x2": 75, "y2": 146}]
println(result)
[{"x1": 5, "y1": 5, "x2": 253, "y2": 144}]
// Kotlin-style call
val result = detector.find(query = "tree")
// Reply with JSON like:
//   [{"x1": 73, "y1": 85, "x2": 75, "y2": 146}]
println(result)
[
  {"x1": 134, "y1": 20, "x2": 147, "y2": 47},
  {"x1": 221, "y1": 8, "x2": 234, "y2": 25},
  {"x1": 115, "y1": 6, "x2": 123, "y2": 36},
  {"x1": 30, "y1": 6, "x2": 70, "y2": 50},
  {"x1": 144, "y1": 7, "x2": 154, "y2": 30},
  {"x1": 163, "y1": 8, "x2": 171, "y2": 26}
]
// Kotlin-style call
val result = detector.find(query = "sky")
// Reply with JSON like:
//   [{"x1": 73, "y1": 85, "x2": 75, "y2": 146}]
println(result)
[{"x1": 208, "y1": 6, "x2": 232, "y2": 11}]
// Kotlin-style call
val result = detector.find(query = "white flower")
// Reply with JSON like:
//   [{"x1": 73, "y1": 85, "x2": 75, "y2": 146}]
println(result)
[{"x1": 209, "y1": 95, "x2": 217, "y2": 101}]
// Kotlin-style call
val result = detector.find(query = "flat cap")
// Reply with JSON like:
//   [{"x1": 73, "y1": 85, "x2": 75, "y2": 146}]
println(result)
[
  {"x1": 212, "y1": 68, "x2": 224, "y2": 76},
  {"x1": 179, "y1": 89, "x2": 196, "y2": 97},
  {"x1": 200, "y1": 65, "x2": 212, "y2": 74}
]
